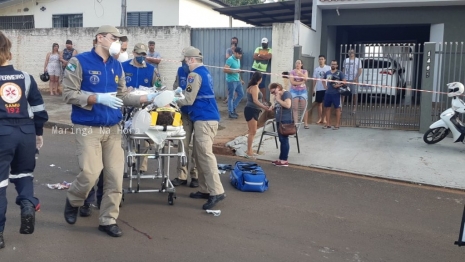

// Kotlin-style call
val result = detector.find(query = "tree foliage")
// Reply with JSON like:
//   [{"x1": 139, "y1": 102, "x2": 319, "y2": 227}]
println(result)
[{"x1": 222, "y1": 0, "x2": 262, "y2": 6}]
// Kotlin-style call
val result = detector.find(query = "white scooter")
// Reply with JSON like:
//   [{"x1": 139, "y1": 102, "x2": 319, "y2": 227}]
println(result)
[{"x1": 423, "y1": 82, "x2": 465, "y2": 144}]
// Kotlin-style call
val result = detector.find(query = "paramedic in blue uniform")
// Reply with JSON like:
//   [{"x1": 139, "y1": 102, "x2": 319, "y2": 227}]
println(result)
[
  {"x1": 62, "y1": 25, "x2": 158, "y2": 237},
  {"x1": 171, "y1": 47, "x2": 199, "y2": 188},
  {"x1": 174, "y1": 47, "x2": 226, "y2": 210},
  {"x1": 0, "y1": 31, "x2": 48, "y2": 249}
]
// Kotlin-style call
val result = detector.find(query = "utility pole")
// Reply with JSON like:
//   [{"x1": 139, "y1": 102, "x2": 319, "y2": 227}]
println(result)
[
  {"x1": 294, "y1": 0, "x2": 301, "y2": 45},
  {"x1": 120, "y1": 0, "x2": 127, "y2": 27}
]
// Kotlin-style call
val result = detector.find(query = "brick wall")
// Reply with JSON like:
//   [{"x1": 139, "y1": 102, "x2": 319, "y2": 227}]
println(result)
[{"x1": 2, "y1": 26, "x2": 191, "y2": 90}]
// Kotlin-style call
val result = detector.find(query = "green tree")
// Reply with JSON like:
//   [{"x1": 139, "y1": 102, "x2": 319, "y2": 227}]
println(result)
[{"x1": 222, "y1": 0, "x2": 262, "y2": 6}]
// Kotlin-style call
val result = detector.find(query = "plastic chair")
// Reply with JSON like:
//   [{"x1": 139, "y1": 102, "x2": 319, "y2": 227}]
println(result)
[{"x1": 256, "y1": 95, "x2": 308, "y2": 154}]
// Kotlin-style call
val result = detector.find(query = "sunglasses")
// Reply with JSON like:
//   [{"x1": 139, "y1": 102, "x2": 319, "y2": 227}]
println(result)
[{"x1": 121, "y1": 48, "x2": 127, "y2": 52}]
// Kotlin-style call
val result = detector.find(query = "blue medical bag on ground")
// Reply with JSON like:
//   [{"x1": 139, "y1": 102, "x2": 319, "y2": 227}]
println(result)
[{"x1": 230, "y1": 161, "x2": 268, "y2": 192}]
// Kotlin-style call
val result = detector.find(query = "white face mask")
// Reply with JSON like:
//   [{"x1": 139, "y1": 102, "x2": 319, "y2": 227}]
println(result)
[
  {"x1": 117, "y1": 51, "x2": 129, "y2": 62},
  {"x1": 108, "y1": 42, "x2": 121, "y2": 56}
]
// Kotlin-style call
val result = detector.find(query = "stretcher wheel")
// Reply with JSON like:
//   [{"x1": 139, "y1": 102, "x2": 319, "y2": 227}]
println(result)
[
  {"x1": 180, "y1": 156, "x2": 187, "y2": 167},
  {"x1": 168, "y1": 193, "x2": 176, "y2": 205}
]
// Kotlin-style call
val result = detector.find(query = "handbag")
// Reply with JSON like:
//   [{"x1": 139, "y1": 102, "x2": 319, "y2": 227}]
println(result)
[
  {"x1": 230, "y1": 161, "x2": 268, "y2": 192},
  {"x1": 338, "y1": 84, "x2": 352, "y2": 96},
  {"x1": 277, "y1": 103, "x2": 296, "y2": 136}
]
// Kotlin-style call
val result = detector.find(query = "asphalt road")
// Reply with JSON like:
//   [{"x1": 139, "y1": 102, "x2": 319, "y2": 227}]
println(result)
[{"x1": 2, "y1": 128, "x2": 465, "y2": 262}]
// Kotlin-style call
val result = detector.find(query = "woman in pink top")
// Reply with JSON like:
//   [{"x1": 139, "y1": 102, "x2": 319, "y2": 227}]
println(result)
[{"x1": 289, "y1": 60, "x2": 309, "y2": 128}]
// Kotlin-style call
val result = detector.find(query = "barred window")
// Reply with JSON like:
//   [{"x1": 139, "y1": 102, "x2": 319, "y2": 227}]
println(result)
[
  {"x1": 127, "y1": 12, "x2": 152, "y2": 27},
  {"x1": 52, "y1": 14, "x2": 83, "y2": 28},
  {"x1": 0, "y1": 15, "x2": 34, "y2": 29}
]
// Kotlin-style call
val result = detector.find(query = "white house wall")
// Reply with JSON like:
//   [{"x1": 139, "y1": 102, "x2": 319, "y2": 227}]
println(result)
[
  {"x1": 179, "y1": 0, "x2": 251, "y2": 27},
  {"x1": 2, "y1": 26, "x2": 190, "y2": 90},
  {"x1": 0, "y1": 0, "x2": 250, "y2": 28},
  {"x1": 271, "y1": 23, "x2": 294, "y2": 85}
]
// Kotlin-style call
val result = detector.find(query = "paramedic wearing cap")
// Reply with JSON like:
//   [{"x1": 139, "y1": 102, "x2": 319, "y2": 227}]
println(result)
[
  {"x1": 174, "y1": 47, "x2": 226, "y2": 210},
  {"x1": 62, "y1": 25, "x2": 158, "y2": 237},
  {"x1": 224, "y1": 47, "x2": 244, "y2": 119},
  {"x1": 121, "y1": 43, "x2": 158, "y2": 174},
  {"x1": 0, "y1": 31, "x2": 48, "y2": 249},
  {"x1": 171, "y1": 47, "x2": 199, "y2": 188},
  {"x1": 251, "y1": 37, "x2": 272, "y2": 102}
]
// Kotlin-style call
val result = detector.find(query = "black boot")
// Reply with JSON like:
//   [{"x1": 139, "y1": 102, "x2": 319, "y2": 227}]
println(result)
[
  {"x1": 20, "y1": 200, "x2": 35, "y2": 234},
  {"x1": 0, "y1": 231, "x2": 4, "y2": 249},
  {"x1": 79, "y1": 203, "x2": 92, "y2": 217},
  {"x1": 64, "y1": 198, "x2": 79, "y2": 224}
]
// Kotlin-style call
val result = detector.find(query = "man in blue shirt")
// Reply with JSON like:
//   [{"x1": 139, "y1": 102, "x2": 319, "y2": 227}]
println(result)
[
  {"x1": 224, "y1": 47, "x2": 244, "y2": 119},
  {"x1": 322, "y1": 60, "x2": 346, "y2": 130},
  {"x1": 174, "y1": 47, "x2": 226, "y2": 210}
]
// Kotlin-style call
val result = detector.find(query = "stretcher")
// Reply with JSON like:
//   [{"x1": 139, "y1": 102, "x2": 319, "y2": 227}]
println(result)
[{"x1": 121, "y1": 88, "x2": 187, "y2": 205}]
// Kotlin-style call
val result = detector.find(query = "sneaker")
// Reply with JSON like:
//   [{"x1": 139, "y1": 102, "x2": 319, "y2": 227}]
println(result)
[
  {"x1": 275, "y1": 161, "x2": 289, "y2": 167},
  {"x1": 229, "y1": 113, "x2": 238, "y2": 119},
  {"x1": 171, "y1": 178, "x2": 187, "y2": 186},
  {"x1": 271, "y1": 160, "x2": 280, "y2": 165},
  {"x1": 190, "y1": 178, "x2": 199, "y2": 188},
  {"x1": 232, "y1": 111, "x2": 239, "y2": 117},
  {"x1": 202, "y1": 193, "x2": 226, "y2": 210}
]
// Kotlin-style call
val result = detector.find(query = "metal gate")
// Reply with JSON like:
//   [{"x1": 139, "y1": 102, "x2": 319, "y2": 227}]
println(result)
[
  {"x1": 338, "y1": 43, "x2": 423, "y2": 130},
  {"x1": 429, "y1": 42, "x2": 465, "y2": 122},
  {"x1": 191, "y1": 27, "x2": 272, "y2": 98}
]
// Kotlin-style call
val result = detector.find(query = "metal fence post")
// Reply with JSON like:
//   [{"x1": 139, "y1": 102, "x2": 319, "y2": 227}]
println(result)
[{"x1": 419, "y1": 43, "x2": 436, "y2": 133}]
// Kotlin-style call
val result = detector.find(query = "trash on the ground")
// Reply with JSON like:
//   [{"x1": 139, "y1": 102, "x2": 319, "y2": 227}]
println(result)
[
  {"x1": 218, "y1": 169, "x2": 226, "y2": 175},
  {"x1": 206, "y1": 209, "x2": 221, "y2": 216},
  {"x1": 50, "y1": 164, "x2": 55, "y2": 167},
  {"x1": 47, "y1": 181, "x2": 71, "y2": 190},
  {"x1": 218, "y1": 164, "x2": 232, "y2": 171}
]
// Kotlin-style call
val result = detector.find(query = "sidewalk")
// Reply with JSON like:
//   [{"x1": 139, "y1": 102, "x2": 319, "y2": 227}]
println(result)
[
  {"x1": 253, "y1": 124, "x2": 465, "y2": 190},
  {"x1": 42, "y1": 93, "x2": 464, "y2": 190}
]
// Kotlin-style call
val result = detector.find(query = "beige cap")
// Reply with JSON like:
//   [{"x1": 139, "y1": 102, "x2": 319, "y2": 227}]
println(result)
[
  {"x1": 95, "y1": 25, "x2": 128, "y2": 42},
  {"x1": 133, "y1": 43, "x2": 148, "y2": 54},
  {"x1": 183, "y1": 46, "x2": 202, "y2": 58}
]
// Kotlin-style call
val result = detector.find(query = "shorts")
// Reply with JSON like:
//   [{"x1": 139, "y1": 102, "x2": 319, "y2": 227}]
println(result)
[
  {"x1": 244, "y1": 106, "x2": 261, "y2": 121},
  {"x1": 347, "y1": 80, "x2": 358, "y2": 94},
  {"x1": 290, "y1": 88, "x2": 308, "y2": 100},
  {"x1": 315, "y1": 90, "x2": 325, "y2": 103},
  {"x1": 47, "y1": 64, "x2": 61, "y2": 76},
  {"x1": 324, "y1": 93, "x2": 341, "y2": 108}
]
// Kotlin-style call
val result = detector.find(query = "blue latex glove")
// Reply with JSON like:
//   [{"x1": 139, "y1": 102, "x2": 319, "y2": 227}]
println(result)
[
  {"x1": 174, "y1": 87, "x2": 183, "y2": 94},
  {"x1": 97, "y1": 94, "x2": 123, "y2": 109},
  {"x1": 146, "y1": 92, "x2": 159, "y2": 102}
]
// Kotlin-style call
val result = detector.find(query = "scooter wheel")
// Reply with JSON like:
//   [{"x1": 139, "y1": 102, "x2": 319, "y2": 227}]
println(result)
[{"x1": 423, "y1": 127, "x2": 449, "y2": 144}]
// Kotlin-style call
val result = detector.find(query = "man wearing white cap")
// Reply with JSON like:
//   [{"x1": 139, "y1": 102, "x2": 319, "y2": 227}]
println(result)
[
  {"x1": 173, "y1": 46, "x2": 226, "y2": 210},
  {"x1": 62, "y1": 25, "x2": 159, "y2": 237},
  {"x1": 251, "y1": 37, "x2": 272, "y2": 103}
]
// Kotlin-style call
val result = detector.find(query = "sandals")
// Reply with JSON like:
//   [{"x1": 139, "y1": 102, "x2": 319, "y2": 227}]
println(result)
[
  {"x1": 322, "y1": 126, "x2": 332, "y2": 129},
  {"x1": 304, "y1": 125, "x2": 309, "y2": 129},
  {"x1": 243, "y1": 154, "x2": 257, "y2": 160},
  {"x1": 332, "y1": 126, "x2": 340, "y2": 130}
]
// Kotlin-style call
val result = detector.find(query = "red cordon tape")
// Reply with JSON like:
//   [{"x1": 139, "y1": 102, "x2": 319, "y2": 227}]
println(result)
[{"x1": 159, "y1": 57, "x2": 452, "y2": 96}]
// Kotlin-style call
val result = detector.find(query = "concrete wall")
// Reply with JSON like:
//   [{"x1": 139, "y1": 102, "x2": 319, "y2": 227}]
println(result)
[
  {"x1": 3, "y1": 26, "x2": 191, "y2": 89},
  {"x1": 296, "y1": 22, "x2": 319, "y2": 68},
  {"x1": 179, "y1": 0, "x2": 251, "y2": 28},
  {"x1": 270, "y1": 23, "x2": 294, "y2": 86}
]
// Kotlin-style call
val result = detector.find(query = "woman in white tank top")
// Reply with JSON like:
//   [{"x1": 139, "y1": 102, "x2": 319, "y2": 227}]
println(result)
[{"x1": 43, "y1": 43, "x2": 62, "y2": 95}]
